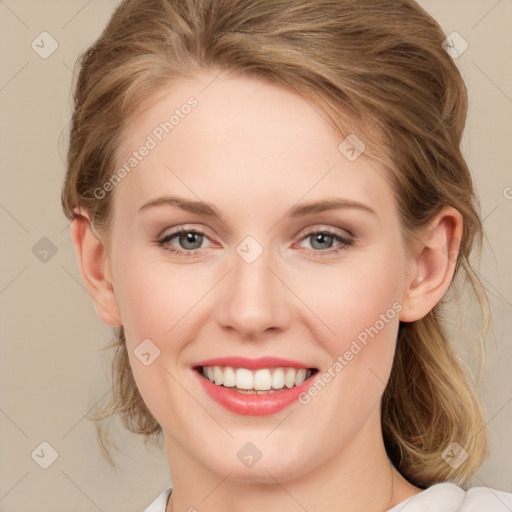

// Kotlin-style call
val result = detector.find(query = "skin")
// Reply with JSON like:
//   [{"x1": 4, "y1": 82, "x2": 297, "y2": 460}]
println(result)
[{"x1": 71, "y1": 69, "x2": 463, "y2": 512}]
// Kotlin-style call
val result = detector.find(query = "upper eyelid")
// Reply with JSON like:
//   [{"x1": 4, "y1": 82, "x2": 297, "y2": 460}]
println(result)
[
  {"x1": 159, "y1": 224, "x2": 353, "y2": 247},
  {"x1": 295, "y1": 225, "x2": 354, "y2": 240},
  {"x1": 159, "y1": 224, "x2": 213, "y2": 240}
]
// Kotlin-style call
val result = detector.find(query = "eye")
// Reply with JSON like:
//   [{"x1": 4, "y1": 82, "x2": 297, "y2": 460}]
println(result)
[
  {"x1": 156, "y1": 226, "x2": 354, "y2": 258},
  {"x1": 295, "y1": 229, "x2": 354, "y2": 256},
  {"x1": 157, "y1": 227, "x2": 211, "y2": 257}
]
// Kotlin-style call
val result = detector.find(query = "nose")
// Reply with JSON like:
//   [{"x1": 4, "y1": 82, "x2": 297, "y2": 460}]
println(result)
[{"x1": 215, "y1": 245, "x2": 291, "y2": 340}]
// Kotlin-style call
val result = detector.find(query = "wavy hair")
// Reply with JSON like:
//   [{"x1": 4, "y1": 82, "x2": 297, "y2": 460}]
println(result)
[{"x1": 61, "y1": 0, "x2": 491, "y2": 488}]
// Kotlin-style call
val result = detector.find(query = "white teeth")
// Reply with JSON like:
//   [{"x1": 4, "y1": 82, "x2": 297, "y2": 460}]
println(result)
[
  {"x1": 295, "y1": 368, "x2": 307, "y2": 386},
  {"x1": 223, "y1": 366, "x2": 236, "y2": 387},
  {"x1": 236, "y1": 368, "x2": 254, "y2": 390},
  {"x1": 213, "y1": 366, "x2": 224, "y2": 386},
  {"x1": 285, "y1": 368, "x2": 296, "y2": 388},
  {"x1": 253, "y1": 369, "x2": 272, "y2": 390},
  {"x1": 272, "y1": 368, "x2": 285, "y2": 389},
  {"x1": 200, "y1": 366, "x2": 313, "y2": 391}
]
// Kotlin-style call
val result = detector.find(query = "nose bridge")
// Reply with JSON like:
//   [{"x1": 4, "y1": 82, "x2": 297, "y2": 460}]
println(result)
[{"x1": 216, "y1": 235, "x2": 290, "y2": 337}]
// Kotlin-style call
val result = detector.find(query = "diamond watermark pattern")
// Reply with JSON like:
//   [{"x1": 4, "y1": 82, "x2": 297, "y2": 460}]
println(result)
[
  {"x1": 31, "y1": 32, "x2": 59, "y2": 59},
  {"x1": 442, "y1": 32, "x2": 468, "y2": 59},
  {"x1": 441, "y1": 441, "x2": 469, "y2": 469},
  {"x1": 236, "y1": 236, "x2": 263, "y2": 264},
  {"x1": 338, "y1": 134, "x2": 366, "y2": 161},
  {"x1": 134, "y1": 338, "x2": 161, "y2": 366},
  {"x1": 31, "y1": 441, "x2": 59, "y2": 469},
  {"x1": 237, "y1": 442, "x2": 262, "y2": 468},
  {"x1": 32, "y1": 237, "x2": 58, "y2": 263}
]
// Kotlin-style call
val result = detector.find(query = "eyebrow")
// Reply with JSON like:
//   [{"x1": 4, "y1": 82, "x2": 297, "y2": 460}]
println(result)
[{"x1": 137, "y1": 195, "x2": 377, "y2": 219}]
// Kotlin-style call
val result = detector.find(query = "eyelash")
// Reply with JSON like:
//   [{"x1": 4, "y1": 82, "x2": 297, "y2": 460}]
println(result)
[{"x1": 156, "y1": 226, "x2": 354, "y2": 258}]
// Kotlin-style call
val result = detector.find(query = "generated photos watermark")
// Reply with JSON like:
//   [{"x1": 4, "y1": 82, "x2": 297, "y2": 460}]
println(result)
[
  {"x1": 298, "y1": 301, "x2": 403, "y2": 405},
  {"x1": 93, "y1": 96, "x2": 198, "y2": 200}
]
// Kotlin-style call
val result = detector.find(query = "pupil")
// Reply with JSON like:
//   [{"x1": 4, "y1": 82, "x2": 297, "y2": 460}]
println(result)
[
  {"x1": 181, "y1": 232, "x2": 202, "y2": 249},
  {"x1": 313, "y1": 233, "x2": 332, "y2": 249}
]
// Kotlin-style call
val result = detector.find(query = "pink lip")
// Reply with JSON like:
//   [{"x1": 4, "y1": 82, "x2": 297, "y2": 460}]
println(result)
[
  {"x1": 193, "y1": 356, "x2": 315, "y2": 370},
  {"x1": 193, "y1": 370, "x2": 317, "y2": 416},
  {"x1": 191, "y1": 357, "x2": 319, "y2": 416}
]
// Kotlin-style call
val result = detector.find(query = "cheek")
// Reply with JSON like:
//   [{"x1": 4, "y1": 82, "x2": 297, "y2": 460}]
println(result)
[
  {"x1": 293, "y1": 247, "x2": 405, "y2": 422},
  {"x1": 295, "y1": 255, "x2": 404, "y2": 429},
  {"x1": 293, "y1": 245, "x2": 406, "y2": 359},
  {"x1": 111, "y1": 253, "x2": 202, "y2": 423},
  {"x1": 112, "y1": 250, "x2": 204, "y2": 344}
]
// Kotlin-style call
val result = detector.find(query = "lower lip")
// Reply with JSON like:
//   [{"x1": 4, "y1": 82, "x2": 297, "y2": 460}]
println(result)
[{"x1": 194, "y1": 368, "x2": 317, "y2": 416}]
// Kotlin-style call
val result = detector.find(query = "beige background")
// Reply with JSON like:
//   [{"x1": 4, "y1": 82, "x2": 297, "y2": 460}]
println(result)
[{"x1": 0, "y1": 1, "x2": 511, "y2": 511}]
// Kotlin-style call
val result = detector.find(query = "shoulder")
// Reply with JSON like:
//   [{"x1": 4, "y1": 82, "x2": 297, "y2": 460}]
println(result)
[
  {"x1": 143, "y1": 486, "x2": 172, "y2": 512},
  {"x1": 462, "y1": 485, "x2": 512, "y2": 511},
  {"x1": 388, "y1": 482, "x2": 512, "y2": 511},
  {"x1": 143, "y1": 483, "x2": 512, "y2": 512}
]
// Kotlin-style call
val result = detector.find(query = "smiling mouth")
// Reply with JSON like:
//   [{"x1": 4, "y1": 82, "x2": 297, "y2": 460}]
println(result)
[{"x1": 194, "y1": 365, "x2": 319, "y2": 394}]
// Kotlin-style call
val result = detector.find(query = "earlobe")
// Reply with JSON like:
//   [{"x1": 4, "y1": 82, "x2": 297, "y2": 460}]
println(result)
[
  {"x1": 70, "y1": 209, "x2": 122, "y2": 327},
  {"x1": 399, "y1": 206, "x2": 463, "y2": 322}
]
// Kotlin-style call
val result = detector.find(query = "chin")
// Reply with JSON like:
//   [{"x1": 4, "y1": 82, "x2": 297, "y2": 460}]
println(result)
[
  {"x1": 203, "y1": 443, "x2": 314, "y2": 485},
  {"x1": 217, "y1": 462, "x2": 308, "y2": 485}
]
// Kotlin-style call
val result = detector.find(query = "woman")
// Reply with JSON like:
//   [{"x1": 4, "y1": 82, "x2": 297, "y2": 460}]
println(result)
[{"x1": 61, "y1": 0, "x2": 512, "y2": 510}]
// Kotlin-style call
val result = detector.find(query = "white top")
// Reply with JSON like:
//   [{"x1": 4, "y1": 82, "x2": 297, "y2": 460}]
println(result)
[{"x1": 144, "y1": 482, "x2": 512, "y2": 511}]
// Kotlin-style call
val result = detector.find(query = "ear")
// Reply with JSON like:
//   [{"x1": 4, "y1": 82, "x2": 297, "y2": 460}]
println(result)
[
  {"x1": 70, "y1": 209, "x2": 122, "y2": 327},
  {"x1": 399, "y1": 206, "x2": 463, "y2": 322}
]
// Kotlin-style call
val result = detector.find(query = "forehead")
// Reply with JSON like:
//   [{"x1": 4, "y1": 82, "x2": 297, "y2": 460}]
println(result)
[{"x1": 111, "y1": 71, "x2": 395, "y2": 224}]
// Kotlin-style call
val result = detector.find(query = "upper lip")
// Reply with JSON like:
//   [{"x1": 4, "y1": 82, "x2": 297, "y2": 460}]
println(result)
[{"x1": 193, "y1": 356, "x2": 317, "y2": 371}]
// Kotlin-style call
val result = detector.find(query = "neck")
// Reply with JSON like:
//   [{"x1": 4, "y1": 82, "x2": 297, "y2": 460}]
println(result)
[{"x1": 163, "y1": 409, "x2": 421, "y2": 512}]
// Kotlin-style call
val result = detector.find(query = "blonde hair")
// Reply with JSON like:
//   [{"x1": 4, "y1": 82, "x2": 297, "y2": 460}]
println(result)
[{"x1": 61, "y1": 0, "x2": 491, "y2": 487}]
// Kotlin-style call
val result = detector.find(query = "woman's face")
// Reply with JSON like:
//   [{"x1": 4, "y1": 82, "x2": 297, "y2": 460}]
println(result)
[{"x1": 105, "y1": 70, "x2": 413, "y2": 482}]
